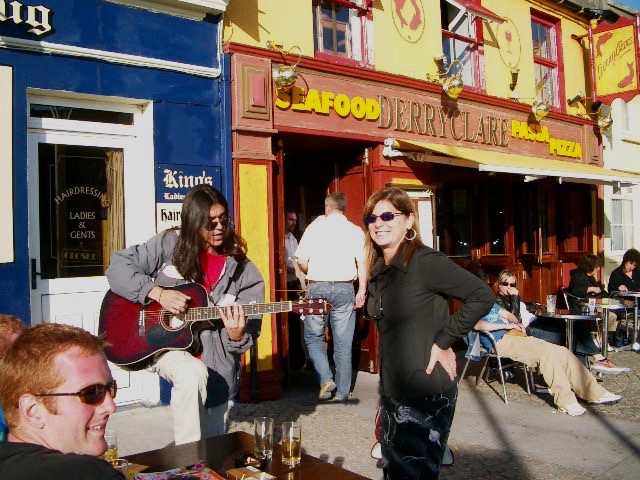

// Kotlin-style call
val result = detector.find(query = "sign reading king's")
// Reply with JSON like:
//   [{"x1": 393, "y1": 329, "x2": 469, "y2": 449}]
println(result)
[{"x1": 590, "y1": 16, "x2": 640, "y2": 104}]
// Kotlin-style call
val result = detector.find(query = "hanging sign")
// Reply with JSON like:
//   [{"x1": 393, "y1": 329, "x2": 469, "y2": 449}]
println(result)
[{"x1": 590, "y1": 16, "x2": 640, "y2": 104}]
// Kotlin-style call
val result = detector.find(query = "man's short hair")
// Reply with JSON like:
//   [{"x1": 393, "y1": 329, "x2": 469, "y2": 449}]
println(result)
[
  {"x1": 325, "y1": 192, "x2": 346, "y2": 211},
  {"x1": 0, "y1": 323, "x2": 107, "y2": 429},
  {"x1": 0, "y1": 314, "x2": 25, "y2": 357}
]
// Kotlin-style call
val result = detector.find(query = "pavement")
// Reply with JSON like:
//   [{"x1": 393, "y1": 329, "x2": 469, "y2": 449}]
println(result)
[{"x1": 110, "y1": 349, "x2": 640, "y2": 479}]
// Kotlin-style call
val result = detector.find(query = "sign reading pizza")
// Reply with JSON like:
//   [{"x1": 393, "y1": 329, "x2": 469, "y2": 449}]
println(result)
[{"x1": 590, "y1": 16, "x2": 640, "y2": 104}]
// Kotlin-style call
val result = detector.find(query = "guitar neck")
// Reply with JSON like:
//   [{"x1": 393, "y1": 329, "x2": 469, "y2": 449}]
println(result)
[{"x1": 183, "y1": 301, "x2": 292, "y2": 322}]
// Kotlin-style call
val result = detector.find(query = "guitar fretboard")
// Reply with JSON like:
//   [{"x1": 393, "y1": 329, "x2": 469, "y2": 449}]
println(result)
[{"x1": 181, "y1": 301, "x2": 293, "y2": 322}]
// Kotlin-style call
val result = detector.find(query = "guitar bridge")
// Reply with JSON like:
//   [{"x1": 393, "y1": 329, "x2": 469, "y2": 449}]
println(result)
[{"x1": 138, "y1": 309, "x2": 145, "y2": 336}]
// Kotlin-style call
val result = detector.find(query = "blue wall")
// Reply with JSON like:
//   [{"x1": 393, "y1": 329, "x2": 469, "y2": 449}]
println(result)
[{"x1": 0, "y1": 0, "x2": 230, "y2": 322}]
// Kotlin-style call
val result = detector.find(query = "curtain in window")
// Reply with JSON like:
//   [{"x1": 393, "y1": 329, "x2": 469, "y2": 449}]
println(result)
[{"x1": 103, "y1": 150, "x2": 125, "y2": 270}]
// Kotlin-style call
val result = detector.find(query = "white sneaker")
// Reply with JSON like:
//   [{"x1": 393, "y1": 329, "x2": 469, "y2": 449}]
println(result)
[
  {"x1": 591, "y1": 359, "x2": 630, "y2": 374},
  {"x1": 589, "y1": 392, "x2": 622, "y2": 405},
  {"x1": 559, "y1": 402, "x2": 586, "y2": 416}
]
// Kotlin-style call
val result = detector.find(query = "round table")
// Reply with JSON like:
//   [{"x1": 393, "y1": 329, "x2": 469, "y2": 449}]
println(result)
[
  {"x1": 534, "y1": 308, "x2": 602, "y2": 353},
  {"x1": 610, "y1": 290, "x2": 640, "y2": 351}
]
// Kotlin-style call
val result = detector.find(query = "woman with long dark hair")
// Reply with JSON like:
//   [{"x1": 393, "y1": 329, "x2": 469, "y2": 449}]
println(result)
[
  {"x1": 363, "y1": 187, "x2": 494, "y2": 479},
  {"x1": 106, "y1": 184, "x2": 264, "y2": 445}
]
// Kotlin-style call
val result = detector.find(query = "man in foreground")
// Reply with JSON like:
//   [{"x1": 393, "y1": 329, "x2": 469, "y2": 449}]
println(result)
[{"x1": 0, "y1": 323, "x2": 123, "y2": 479}]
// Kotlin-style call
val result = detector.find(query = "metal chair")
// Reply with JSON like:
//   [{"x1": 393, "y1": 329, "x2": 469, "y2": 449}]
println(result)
[{"x1": 460, "y1": 331, "x2": 533, "y2": 405}]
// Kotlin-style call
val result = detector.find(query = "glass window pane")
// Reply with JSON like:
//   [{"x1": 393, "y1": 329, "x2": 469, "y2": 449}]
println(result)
[
  {"x1": 38, "y1": 144, "x2": 125, "y2": 278},
  {"x1": 487, "y1": 194, "x2": 506, "y2": 254},
  {"x1": 30, "y1": 104, "x2": 134, "y2": 125}
]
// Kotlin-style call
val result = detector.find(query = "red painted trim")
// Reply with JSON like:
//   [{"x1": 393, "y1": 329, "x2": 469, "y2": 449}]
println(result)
[
  {"x1": 275, "y1": 124, "x2": 387, "y2": 143},
  {"x1": 314, "y1": 51, "x2": 367, "y2": 68},
  {"x1": 226, "y1": 43, "x2": 596, "y2": 126}
]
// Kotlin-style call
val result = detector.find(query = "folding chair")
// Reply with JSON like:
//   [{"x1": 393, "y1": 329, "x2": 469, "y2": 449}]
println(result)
[{"x1": 460, "y1": 330, "x2": 533, "y2": 405}]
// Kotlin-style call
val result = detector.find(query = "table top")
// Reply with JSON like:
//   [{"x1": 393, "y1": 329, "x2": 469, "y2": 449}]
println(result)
[
  {"x1": 535, "y1": 308, "x2": 601, "y2": 321},
  {"x1": 611, "y1": 290, "x2": 640, "y2": 298},
  {"x1": 578, "y1": 299, "x2": 626, "y2": 309},
  {"x1": 124, "y1": 431, "x2": 369, "y2": 480}
]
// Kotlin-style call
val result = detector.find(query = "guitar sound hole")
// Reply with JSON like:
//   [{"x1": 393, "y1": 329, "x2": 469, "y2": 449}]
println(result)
[{"x1": 160, "y1": 310, "x2": 187, "y2": 332}]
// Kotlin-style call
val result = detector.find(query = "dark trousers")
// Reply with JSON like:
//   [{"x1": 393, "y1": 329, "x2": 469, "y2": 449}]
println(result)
[{"x1": 380, "y1": 385, "x2": 458, "y2": 479}]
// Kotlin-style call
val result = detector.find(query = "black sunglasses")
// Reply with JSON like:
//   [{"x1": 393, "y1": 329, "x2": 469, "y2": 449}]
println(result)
[
  {"x1": 204, "y1": 217, "x2": 228, "y2": 231},
  {"x1": 500, "y1": 282, "x2": 516, "y2": 287},
  {"x1": 364, "y1": 212, "x2": 403, "y2": 225},
  {"x1": 36, "y1": 380, "x2": 117, "y2": 405}
]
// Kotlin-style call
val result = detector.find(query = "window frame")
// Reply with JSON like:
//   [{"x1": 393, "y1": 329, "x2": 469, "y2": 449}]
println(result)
[
  {"x1": 531, "y1": 10, "x2": 565, "y2": 110},
  {"x1": 312, "y1": 0, "x2": 373, "y2": 67},
  {"x1": 610, "y1": 188, "x2": 635, "y2": 254},
  {"x1": 440, "y1": 0, "x2": 486, "y2": 93}
]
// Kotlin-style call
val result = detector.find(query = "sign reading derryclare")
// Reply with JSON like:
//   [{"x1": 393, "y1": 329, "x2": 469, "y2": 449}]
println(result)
[{"x1": 155, "y1": 164, "x2": 220, "y2": 233}]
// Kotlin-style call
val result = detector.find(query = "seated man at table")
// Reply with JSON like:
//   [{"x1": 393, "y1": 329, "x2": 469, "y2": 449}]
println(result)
[
  {"x1": 474, "y1": 303, "x2": 622, "y2": 416},
  {"x1": 0, "y1": 323, "x2": 123, "y2": 479}
]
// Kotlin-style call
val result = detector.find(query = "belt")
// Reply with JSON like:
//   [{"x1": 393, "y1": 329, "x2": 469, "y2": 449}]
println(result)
[{"x1": 308, "y1": 280, "x2": 353, "y2": 284}]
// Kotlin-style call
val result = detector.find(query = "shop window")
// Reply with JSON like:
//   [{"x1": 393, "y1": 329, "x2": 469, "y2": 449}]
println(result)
[
  {"x1": 557, "y1": 187, "x2": 589, "y2": 253},
  {"x1": 38, "y1": 144, "x2": 125, "y2": 278},
  {"x1": 436, "y1": 187, "x2": 472, "y2": 257},
  {"x1": 531, "y1": 12, "x2": 563, "y2": 109},
  {"x1": 312, "y1": 0, "x2": 373, "y2": 66},
  {"x1": 517, "y1": 186, "x2": 554, "y2": 257},
  {"x1": 486, "y1": 192, "x2": 506, "y2": 254},
  {"x1": 30, "y1": 104, "x2": 134, "y2": 125},
  {"x1": 440, "y1": 0, "x2": 484, "y2": 91},
  {"x1": 611, "y1": 188, "x2": 634, "y2": 252}
]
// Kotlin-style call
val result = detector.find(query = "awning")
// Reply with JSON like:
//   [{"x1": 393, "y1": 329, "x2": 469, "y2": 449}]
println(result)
[
  {"x1": 445, "y1": 0, "x2": 504, "y2": 23},
  {"x1": 383, "y1": 138, "x2": 640, "y2": 186}
]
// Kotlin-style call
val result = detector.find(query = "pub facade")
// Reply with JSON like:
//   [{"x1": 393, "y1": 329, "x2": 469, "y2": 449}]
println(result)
[{"x1": 223, "y1": 0, "x2": 640, "y2": 398}]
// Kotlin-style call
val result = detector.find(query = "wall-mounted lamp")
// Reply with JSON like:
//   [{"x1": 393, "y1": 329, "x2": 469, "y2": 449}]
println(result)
[
  {"x1": 266, "y1": 41, "x2": 302, "y2": 92},
  {"x1": 427, "y1": 55, "x2": 464, "y2": 100},
  {"x1": 597, "y1": 112, "x2": 613, "y2": 131},
  {"x1": 509, "y1": 68, "x2": 519, "y2": 91},
  {"x1": 567, "y1": 91, "x2": 587, "y2": 107},
  {"x1": 531, "y1": 99, "x2": 550, "y2": 121}
]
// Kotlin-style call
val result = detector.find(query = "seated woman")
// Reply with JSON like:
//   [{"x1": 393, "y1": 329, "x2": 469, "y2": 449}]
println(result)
[
  {"x1": 495, "y1": 270, "x2": 625, "y2": 373},
  {"x1": 608, "y1": 248, "x2": 640, "y2": 293},
  {"x1": 474, "y1": 304, "x2": 621, "y2": 416}
]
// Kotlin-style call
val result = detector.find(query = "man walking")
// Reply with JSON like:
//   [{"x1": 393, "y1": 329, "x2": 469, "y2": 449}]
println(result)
[{"x1": 295, "y1": 192, "x2": 366, "y2": 401}]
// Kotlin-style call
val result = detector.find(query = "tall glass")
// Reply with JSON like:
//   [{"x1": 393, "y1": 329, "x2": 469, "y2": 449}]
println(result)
[
  {"x1": 546, "y1": 294, "x2": 556, "y2": 314},
  {"x1": 254, "y1": 417, "x2": 274, "y2": 459},
  {"x1": 281, "y1": 421, "x2": 302, "y2": 466},
  {"x1": 100, "y1": 428, "x2": 118, "y2": 466}
]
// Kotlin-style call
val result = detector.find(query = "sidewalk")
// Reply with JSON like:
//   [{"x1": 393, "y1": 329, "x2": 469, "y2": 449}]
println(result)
[{"x1": 110, "y1": 350, "x2": 640, "y2": 479}]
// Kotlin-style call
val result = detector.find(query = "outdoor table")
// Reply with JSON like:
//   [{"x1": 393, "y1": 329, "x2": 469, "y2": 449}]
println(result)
[
  {"x1": 577, "y1": 298, "x2": 626, "y2": 358},
  {"x1": 610, "y1": 290, "x2": 640, "y2": 351},
  {"x1": 534, "y1": 308, "x2": 601, "y2": 353},
  {"x1": 124, "y1": 430, "x2": 369, "y2": 479}
]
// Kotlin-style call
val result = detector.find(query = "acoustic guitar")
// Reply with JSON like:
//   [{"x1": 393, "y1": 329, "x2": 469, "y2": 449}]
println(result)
[{"x1": 98, "y1": 283, "x2": 330, "y2": 371}]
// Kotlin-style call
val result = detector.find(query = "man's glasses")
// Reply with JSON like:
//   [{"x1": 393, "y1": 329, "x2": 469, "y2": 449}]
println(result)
[
  {"x1": 35, "y1": 380, "x2": 117, "y2": 405},
  {"x1": 364, "y1": 212, "x2": 403, "y2": 226},
  {"x1": 500, "y1": 282, "x2": 516, "y2": 287},
  {"x1": 204, "y1": 217, "x2": 228, "y2": 231}
]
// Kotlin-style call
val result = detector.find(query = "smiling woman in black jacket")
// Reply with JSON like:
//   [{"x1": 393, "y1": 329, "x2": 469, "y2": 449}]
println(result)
[{"x1": 364, "y1": 188, "x2": 494, "y2": 480}]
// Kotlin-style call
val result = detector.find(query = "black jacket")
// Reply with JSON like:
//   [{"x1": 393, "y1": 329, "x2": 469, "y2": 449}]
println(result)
[
  {"x1": 0, "y1": 442, "x2": 123, "y2": 480},
  {"x1": 569, "y1": 269, "x2": 607, "y2": 299},
  {"x1": 366, "y1": 245, "x2": 494, "y2": 398},
  {"x1": 608, "y1": 266, "x2": 640, "y2": 292}
]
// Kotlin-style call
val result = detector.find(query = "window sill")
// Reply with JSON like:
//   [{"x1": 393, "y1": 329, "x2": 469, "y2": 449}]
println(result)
[{"x1": 313, "y1": 51, "x2": 373, "y2": 69}]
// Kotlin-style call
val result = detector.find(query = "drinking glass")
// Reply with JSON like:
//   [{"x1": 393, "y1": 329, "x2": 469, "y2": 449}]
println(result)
[
  {"x1": 281, "y1": 421, "x2": 302, "y2": 466},
  {"x1": 112, "y1": 458, "x2": 129, "y2": 478},
  {"x1": 546, "y1": 295, "x2": 556, "y2": 314},
  {"x1": 101, "y1": 428, "x2": 118, "y2": 466},
  {"x1": 254, "y1": 416, "x2": 274, "y2": 459}
]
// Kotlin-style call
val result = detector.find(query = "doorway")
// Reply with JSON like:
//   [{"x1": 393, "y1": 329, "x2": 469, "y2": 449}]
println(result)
[
  {"x1": 27, "y1": 93, "x2": 156, "y2": 405},
  {"x1": 275, "y1": 133, "x2": 371, "y2": 377}
]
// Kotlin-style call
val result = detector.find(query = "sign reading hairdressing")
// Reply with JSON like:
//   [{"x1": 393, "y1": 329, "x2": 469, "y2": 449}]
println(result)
[
  {"x1": 0, "y1": 0, "x2": 53, "y2": 36},
  {"x1": 155, "y1": 164, "x2": 220, "y2": 233}
]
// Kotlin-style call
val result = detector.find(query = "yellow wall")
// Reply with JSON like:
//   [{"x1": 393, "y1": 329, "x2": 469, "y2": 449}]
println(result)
[
  {"x1": 225, "y1": 1, "x2": 591, "y2": 113},
  {"x1": 224, "y1": 0, "x2": 315, "y2": 57},
  {"x1": 238, "y1": 163, "x2": 273, "y2": 371}
]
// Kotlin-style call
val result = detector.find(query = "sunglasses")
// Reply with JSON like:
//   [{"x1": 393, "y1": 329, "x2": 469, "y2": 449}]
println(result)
[
  {"x1": 204, "y1": 217, "x2": 228, "y2": 231},
  {"x1": 500, "y1": 282, "x2": 517, "y2": 287},
  {"x1": 364, "y1": 212, "x2": 403, "y2": 226},
  {"x1": 35, "y1": 380, "x2": 117, "y2": 405}
]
